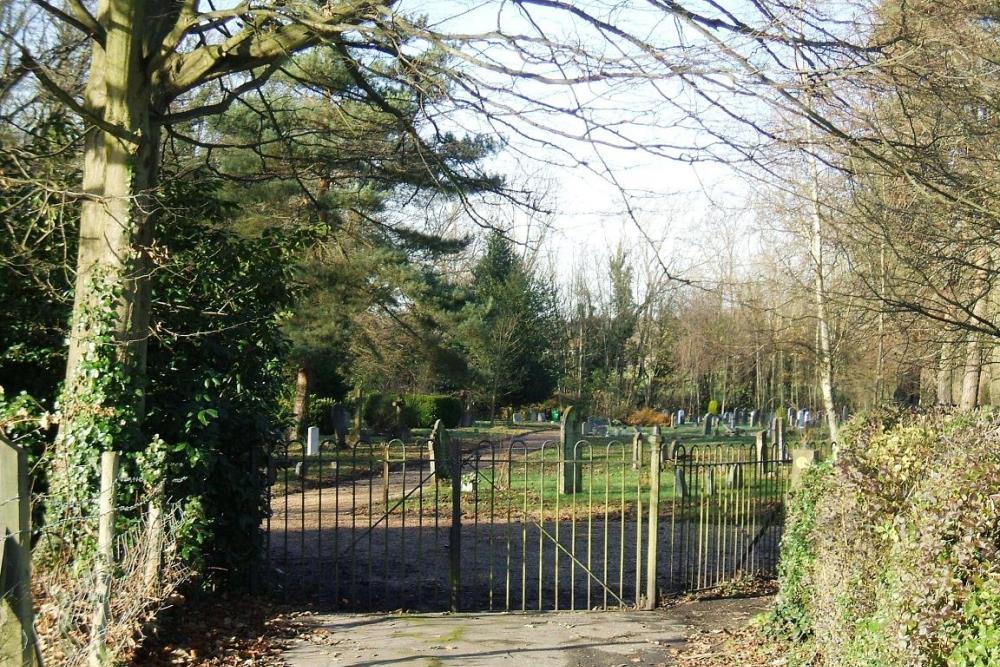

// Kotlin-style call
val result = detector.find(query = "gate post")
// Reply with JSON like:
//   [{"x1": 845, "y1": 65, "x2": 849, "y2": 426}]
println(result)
[
  {"x1": 645, "y1": 426, "x2": 662, "y2": 610},
  {"x1": 449, "y1": 438, "x2": 462, "y2": 612},
  {"x1": 1, "y1": 436, "x2": 36, "y2": 667}
]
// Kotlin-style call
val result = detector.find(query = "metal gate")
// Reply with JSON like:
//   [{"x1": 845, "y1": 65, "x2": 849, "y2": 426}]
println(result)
[{"x1": 261, "y1": 433, "x2": 789, "y2": 611}]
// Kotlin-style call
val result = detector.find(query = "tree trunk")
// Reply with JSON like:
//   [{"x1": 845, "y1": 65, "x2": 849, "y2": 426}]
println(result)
[
  {"x1": 960, "y1": 336, "x2": 984, "y2": 410},
  {"x1": 808, "y1": 150, "x2": 840, "y2": 451},
  {"x1": 293, "y1": 365, "x2": 311, "y2": 441},
  {"x1": 936, "y1": 340, "x2": 953, "y2": 406},
  {"x1": 960, "y1": 252, "x2": 992, "y2": 410},
  {"x1": 53, "y1": 2, "x2": 161, "y2": 501}
]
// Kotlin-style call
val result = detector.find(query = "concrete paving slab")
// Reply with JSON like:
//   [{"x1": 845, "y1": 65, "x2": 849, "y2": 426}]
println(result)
[{"x1": 283, "y1": 597, "x2": 769, "y2": 667}]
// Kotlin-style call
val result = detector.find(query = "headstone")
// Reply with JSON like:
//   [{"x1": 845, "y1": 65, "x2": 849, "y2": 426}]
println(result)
[
  {"x1": 632, "y1": 431, "x2": 643, "y2": 470},
  {"x1": 749, "y1": 410, "x2": 758, "y2": 427},
  {"x1": 674, "y1": 467, "x2": 688, "y2": 498},
  {"x1": 705, "y1": 466, "x2": 716, "y2": 496},
  {"x1": 333, "y1": 403, "x2": 350, "y2": 448},
  {"x1": 726, "y1": 463, "x2": 744, "y2": 488},
  {"x1": 512, "y1": 412, "x2": 524, "y2": 423},
  {"x1": 755, "y1": 430, "x2": 768, "y2": 474},
  {"x1": 840, "y1": 405, "x2": 849, "y2": 423},
  {"x1": 677, "y1": 408, "x2": 685, "y2": 424},
  {"x1": 791, "y1": 448, "x2": 820, "y2": 485},
  {"x1": 428, "y1": 419, "x2": 452, "y2": 480},
  {"x1": 306, "y1": 426, "x2": 320, "y2": 456},
  {"x1": 702, "y1": 414, "x2": 712, "y2": 436},
  {"x1": 559, "y1": 406, "x2": 582, "y2": 494},
  {"x1": 295, "y1": 461, "x2": 308, "y2": 478},
  {"x1": 581, "y1": 420, "x2": 591, "y2": 436},
  {"x1": 670, "y1": 413, "x2": 677, "y2": 429}
]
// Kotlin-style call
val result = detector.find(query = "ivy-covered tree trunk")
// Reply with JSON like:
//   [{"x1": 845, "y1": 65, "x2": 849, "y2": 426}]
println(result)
[{"x1": 50, "y1": 0, "x2": 163, "y2": 539}]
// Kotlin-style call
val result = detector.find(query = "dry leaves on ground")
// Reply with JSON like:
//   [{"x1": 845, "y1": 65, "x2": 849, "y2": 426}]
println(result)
[{"x1": 126, "y1": 592, "x2": 314, "y2": 666}]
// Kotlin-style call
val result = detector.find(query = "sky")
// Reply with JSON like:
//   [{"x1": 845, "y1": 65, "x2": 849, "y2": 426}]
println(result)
[{"x1": 397, "y1": 0, "x2": 767, "y2": 287}]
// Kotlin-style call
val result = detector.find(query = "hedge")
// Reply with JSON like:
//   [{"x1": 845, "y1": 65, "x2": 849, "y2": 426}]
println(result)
[
  {"x1": 767, "y1": 409, "x2": 1000, "y2": 666},
  {"x1": 362, "y1": 393, "x2": 462, "y2": 430}
]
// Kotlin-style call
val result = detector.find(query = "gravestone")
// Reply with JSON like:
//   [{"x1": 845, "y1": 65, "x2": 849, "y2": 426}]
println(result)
[
  {"x1": 294, "y1": 461, "x2": 308, "y2": 478},
  {"x1": 702, "y1": 414, "x2": 712, "y2": 436},
  {"x1": 670, "y1": 412, "x2": 677, "y2": 428},
  {"x1": 306, "y1": 426, "x2": 320, "y2": 456},
  {"x1": 631, "y1": 431, "x2": 643, "y2": 470},
  {"x1": 674, "y1": 466, "x2": 688, "y2": 498},
  {"x1": 726, "y1": 463, "x2": 744, "y2": 488},
  {"x1": 332, "y1": 403, "x2": 350, "y2": 448},
  {"x1": 791, "y1": 448, "x2": 820, "y2": 485},
  {"x1": 749, "y1": 409, "x2": 758, "y2": 427},
  {"x1": 428, "y1": 419, "x2": 452, "y2": 480},
  {"x1": 840, "y1": 405, "x2": 849, "y2": 423},
  {"x1": 559, "y1": 407, "x2": 582, "y2": 494},
  {"x1": 755, "y1": 430, "x2": 768, "y2": 475},
  {"x1": 677, "y1": 408, "x2": 685, "y2": 425},
  {"x1": 512, "y1": 412, "x2": 524, "y2": 423},
  {"x1": 581, "y1": 420, "x2": 591, "y2": 436}
]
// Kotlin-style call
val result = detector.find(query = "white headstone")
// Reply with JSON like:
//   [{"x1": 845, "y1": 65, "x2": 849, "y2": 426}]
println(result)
[{"x1": 307, "y1": 426, "x2": 320, "y2": 456}]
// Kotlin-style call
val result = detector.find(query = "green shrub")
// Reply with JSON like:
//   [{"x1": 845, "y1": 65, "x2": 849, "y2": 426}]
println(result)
[
  {"x1": 408, "y1": 394, "x2": 462, "y2": 428},
  {"x1": 767, "y1": 461, "x2": 832, "y2": 641},
  {"x1": 772, "y1": 410, "x2": 1000, "y2": 666},
  {"x1": 363, "y1": 393, "x2": 409, "y2": 430},
  {"x1": 707, "y1": 399, "x2": 720, "y2": 415},
  {"x1": 306, "y1": 395, "x2": 335, "y2": 433},
  {"x1": 947, "y1": 577, "x2": 1000, "y2": 666}
]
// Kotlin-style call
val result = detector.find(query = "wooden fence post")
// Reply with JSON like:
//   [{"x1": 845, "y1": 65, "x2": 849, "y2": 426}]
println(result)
[
  {"x1": 1, "y1": 436, "x2": 37, "y2": 667},
  {"x1": 645, "y1": 426, "x2": 662, "y2": 610},
  {"x1": 89, "y1": 451, "x2": 119, "y2": 667}
]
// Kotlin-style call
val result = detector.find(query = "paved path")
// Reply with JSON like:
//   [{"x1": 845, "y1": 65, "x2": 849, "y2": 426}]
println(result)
[{"x1": 282, "y1": 596, "x2": 768, "y2": 666}]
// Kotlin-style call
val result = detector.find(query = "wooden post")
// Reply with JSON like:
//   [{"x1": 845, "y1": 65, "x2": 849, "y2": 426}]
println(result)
[
  {"x1": 449, "y1": 438, "x2": 462, "y2": 612},
  {"x1": 1, "y1": 436, "x2": 36, "y2": 667},
  {"x1": 143, "y1": 482, "x2": 165, "y2": 597},
  {"x1": 645, "y1": 426, "x2": 662, "y2": 610},
  {"x1": 560, "y1": 406, "x2": 581, "y2": 494},
  {"x1": 89, "y1": 451, "x2": 120, "y2": 667}
]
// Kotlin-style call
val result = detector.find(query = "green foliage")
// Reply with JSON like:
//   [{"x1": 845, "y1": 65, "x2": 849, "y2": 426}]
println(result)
[
  {"x1": 771, "y1": 410, "x2": 1000, "y2": 666},
  {"x1": 407, "y1": 394, "x2": 462, "y2": 428},
  {"x1": 142, "y1": 174, "x2": 302, "y2": 577},
  {"x1": 462, "y1": 232, "x2": 560, "y2": 413},
  {"x1": 947, "y1": 578, "x2": 1000, "y2": 667},
  {"x1": 707, "y1": 399, "x2": 720, "y2": 415},
  {"x1": 307, "y1": 396, "x2": 336, "y2": 433},
  {"x1": 767, "y1": 462, "x2": 832, "y2": 641},
  {"x1": 362, "y1": 393, "x2": 412, "y2": 430}
]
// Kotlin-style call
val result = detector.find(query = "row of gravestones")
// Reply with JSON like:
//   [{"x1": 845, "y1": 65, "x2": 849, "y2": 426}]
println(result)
[{"x1": 512, "y1": 411, "x2": 558, "y2": 423}]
